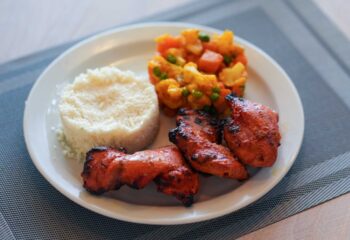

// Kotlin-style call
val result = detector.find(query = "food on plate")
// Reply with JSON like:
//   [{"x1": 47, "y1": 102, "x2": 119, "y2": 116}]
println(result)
[
  {"x1": 223, "y1": 94, "x2": 281, "y2": 167},
  {"x1": 82, "y1": 145, "x2": 199, "y2": 206},
  {"x1": 72, "y1": 28, "x2": 281, "y2": 207},
  {"x1": 147, "y1": 29, "x2": 248, "y2": 115},
  {"x1": 59, "y1": 66, "x2": 159, "y2": 159},
  {"x1": 169, "y1": 108, "x2": 248, "y2": 180}
]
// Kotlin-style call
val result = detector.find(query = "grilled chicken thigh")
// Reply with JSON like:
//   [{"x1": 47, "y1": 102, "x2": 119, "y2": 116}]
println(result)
[
  {"x1": 224, "y1": 94, "x2": 281, "y2": 167},
  {"x1": 82, "y1": 145, "x2": 199, "y2": 206},
  {"x1": 169, "y1": 108, "x2": 248, "y2": 180}
]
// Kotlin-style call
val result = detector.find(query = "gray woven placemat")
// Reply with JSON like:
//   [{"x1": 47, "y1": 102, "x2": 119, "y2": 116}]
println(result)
[{"x1": 1, "y1": 0, "x2": 350, "y2": 239}]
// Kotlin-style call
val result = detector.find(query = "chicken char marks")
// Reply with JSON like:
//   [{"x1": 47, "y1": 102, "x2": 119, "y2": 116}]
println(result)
[
  {"x1": 82, "y1": 145, "x2": 199, "y2": 207},
  {"x1": 224, "y1": 94, "x2": 281, "y2": 167},
  {"x1": 169, "y1": 108, "x2": 248, "y2": 180}
]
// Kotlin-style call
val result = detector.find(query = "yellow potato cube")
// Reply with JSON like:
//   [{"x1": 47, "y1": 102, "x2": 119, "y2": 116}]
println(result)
[{"x1": 219, "y1": 63, "x2": 246, "y2": 87}]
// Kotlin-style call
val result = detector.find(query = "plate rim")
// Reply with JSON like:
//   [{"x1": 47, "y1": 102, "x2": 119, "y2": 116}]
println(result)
[{"x1": 23, "y1": 21, "x2": 304, "y2": 225}]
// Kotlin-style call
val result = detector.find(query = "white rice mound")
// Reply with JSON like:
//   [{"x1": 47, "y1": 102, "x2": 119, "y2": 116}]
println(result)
[{"x1": 59, "y1": 66, "x2": 159, "y2": 159}]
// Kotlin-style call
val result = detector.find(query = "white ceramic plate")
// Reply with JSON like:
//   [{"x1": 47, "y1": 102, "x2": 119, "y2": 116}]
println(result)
[{"x1": 23, "y1": 22, "x2": 304, "y2": 225}]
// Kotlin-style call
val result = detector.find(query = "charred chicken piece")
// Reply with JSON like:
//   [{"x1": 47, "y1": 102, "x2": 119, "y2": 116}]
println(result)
[
  {"x1": 224, "y1": 94, "x2": 281, "y2": 167},
  {"x1": 82, "y1": 145, "x2": 199, "y2": 207},
  {"x1": 169, "y1": 108, "x2": 248, "y2": 180}
]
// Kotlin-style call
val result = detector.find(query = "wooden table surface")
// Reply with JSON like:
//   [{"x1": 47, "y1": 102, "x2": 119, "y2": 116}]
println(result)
[{"x1": 2, "y1": 0, "x2": 349, "y2": 239}]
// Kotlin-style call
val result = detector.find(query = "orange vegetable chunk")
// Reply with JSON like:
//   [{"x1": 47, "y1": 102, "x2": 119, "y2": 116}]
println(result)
[
  {"x1": 198, "y1": 50, "x2": 223, "y2": 73},
  {"x1": 156, "y1": 35, "x2": 182, "y2": 56}
]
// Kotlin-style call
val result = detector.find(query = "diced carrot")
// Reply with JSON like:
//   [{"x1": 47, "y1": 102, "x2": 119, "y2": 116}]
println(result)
[
  {"x1": 203, "y1": 42, "x2": 218, "y2": 52},
  {"x1": 157, "y1": 36, "x2": 183, "y2": 56},
  {"x1": 198, "y1": 50, "x2": 224, "y2": 73},
  {"x1": 186, "y1": 53, "x2": 200, "y2": 63},
  {"x1": 232, "y1": 53, "x2": 248, "y2": 66}
]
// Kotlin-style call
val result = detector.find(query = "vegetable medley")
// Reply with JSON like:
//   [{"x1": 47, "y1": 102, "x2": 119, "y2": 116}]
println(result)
[{"x1": 148, "y1": 29, "x2": 248, "y2": 116}]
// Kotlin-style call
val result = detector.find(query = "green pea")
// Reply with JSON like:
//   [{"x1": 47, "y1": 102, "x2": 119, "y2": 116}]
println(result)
[
  {"x1": 182, "y1": 88, "x2": 190, "y2": 97},
  {"x1": 223, "y1": 55, "x2": 232, "y2": 65},
  {"x1": 198, "y1": 32, "x2": 210, "y2": 42},
  {"x1": 212, "y1": 87, "x2": 221, "y2": 93},
  {"x1": 166, "y1": 54, "x2": 177, "y2": 64},
  {"x1": 160, "y1": 72, "x2": 168, "y2": 80},
  {"x1": 153, "y1": 66, "x2": 162, "y2": 77},
  {"x1": 210, "y1": 92, "x2": 220, "y2": 101},
  {"x1": 192, "y1": 89, "x2": 203, "y2": 99}
]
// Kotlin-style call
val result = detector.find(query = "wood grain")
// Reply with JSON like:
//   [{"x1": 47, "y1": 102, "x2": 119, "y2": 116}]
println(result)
[
  {"x1": 1, "y1": 0, "x2": 350, "y2": 239},
  {"x1": 0, "y1": 0, "x2": 193, "y2": 64},
  {"x1": 239, "y1": 193, "x2": 350, "y2": 240}
]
